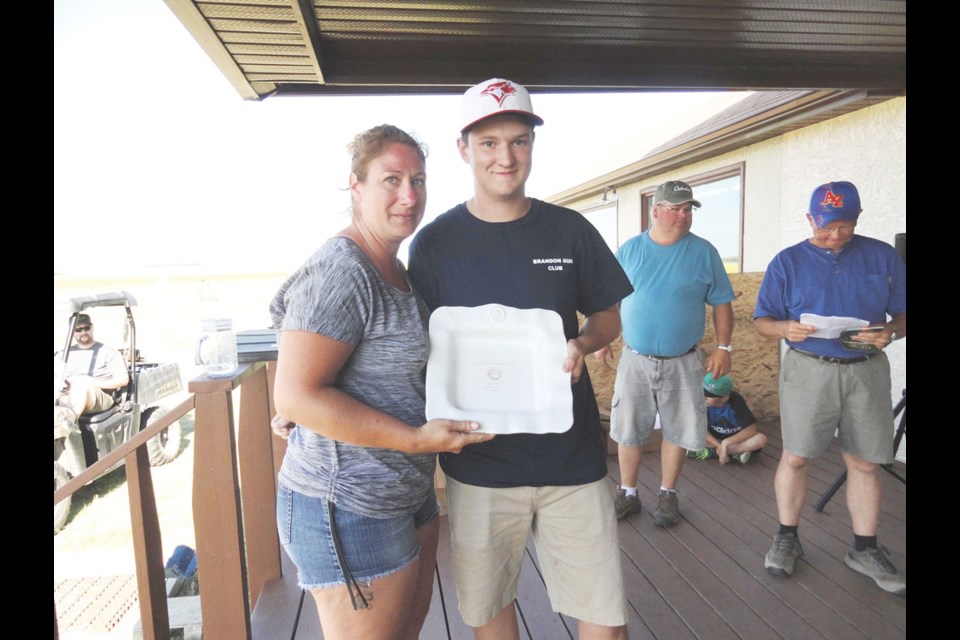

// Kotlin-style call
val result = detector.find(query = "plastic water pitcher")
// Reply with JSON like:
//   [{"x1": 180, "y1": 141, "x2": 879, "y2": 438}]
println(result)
[{"x1": 195, "y1": 317, "x2": 238, "y2": 378}]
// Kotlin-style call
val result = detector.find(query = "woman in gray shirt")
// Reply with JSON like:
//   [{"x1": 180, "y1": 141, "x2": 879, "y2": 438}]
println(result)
[{"x1": 270, "y1": 125, "x2": 493, "y2": 639}]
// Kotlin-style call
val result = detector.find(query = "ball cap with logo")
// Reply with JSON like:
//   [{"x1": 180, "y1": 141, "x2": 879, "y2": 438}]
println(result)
[
  {"x1": 654, "y1": 180, "x2": 702, "y2": 208},
  {"x1": 809, "y1": 180, "x2": 862, "y2": 228},
  {"x1": 460, "y1": 78, "x2": 545, "y2": 134}
]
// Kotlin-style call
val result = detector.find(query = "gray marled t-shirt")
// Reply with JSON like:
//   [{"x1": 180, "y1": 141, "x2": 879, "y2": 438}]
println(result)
[{"x1": 270, "y1": 236, "x2": 435, "y2": 518}]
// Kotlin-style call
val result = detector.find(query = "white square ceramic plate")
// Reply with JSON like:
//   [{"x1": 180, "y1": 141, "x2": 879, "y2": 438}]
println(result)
[{"x1": 425, "y1": 304, "x2": 573, "y2": 435}]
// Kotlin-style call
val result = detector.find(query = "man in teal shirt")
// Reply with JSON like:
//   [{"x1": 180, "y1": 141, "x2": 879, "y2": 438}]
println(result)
[{"x1": 598, "y1": 180, "x2": 735, "y2": 526}]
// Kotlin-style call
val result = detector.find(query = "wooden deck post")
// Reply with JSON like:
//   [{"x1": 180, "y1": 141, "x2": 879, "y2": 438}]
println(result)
[
  {"x1": 190, "y1": 373, "x2": 251, "y2": 640},
  {"x1": 237, "y1": 363, "x2": 282, "y2": 608},
  {"x1": 127, "y1": 445, "x2": 170, "y2": 640}
]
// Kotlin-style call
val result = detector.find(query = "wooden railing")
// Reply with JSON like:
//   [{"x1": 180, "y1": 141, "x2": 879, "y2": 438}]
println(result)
[{"x1": 54, "y1": 361, "x2": 283, "y2": 640}]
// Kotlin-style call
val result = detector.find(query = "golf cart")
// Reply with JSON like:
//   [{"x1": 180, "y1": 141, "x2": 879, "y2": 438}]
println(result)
[{"x1": 54, "y1": 291, "x2": 184, "y2": 535}]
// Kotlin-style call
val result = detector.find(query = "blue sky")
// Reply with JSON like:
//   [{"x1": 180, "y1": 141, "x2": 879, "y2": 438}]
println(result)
[{"x1": 55, "y1": 0, "x2": 730, "y2": 275}]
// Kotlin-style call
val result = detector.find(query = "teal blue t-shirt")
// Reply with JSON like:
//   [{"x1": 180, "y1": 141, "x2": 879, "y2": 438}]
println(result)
[{"x1": 616, "y1": 231, "x2": 735, "y2": 356}]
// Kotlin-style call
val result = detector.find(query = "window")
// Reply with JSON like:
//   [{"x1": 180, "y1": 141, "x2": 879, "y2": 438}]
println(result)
[
  {"x1": 579, "y1": 194, "x2": 618, "y2": 253},
  {"x1": 641, "y1": 164, "x2": 744, "y2": 273}
]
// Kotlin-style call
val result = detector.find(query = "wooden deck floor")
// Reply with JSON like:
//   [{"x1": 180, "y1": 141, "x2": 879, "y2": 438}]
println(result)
[{"x1": 252, "y1": 420, "x2": 906, "y2": 639}]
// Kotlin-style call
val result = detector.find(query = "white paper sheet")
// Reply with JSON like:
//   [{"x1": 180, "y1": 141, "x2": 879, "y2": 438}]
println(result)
[{"x1": 799, "y1": 313, "x2": 869, "y2": 339}]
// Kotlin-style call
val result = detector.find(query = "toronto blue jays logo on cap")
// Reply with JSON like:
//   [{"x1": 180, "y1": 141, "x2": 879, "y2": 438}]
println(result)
[
  {"x1": 460, "y1": 78, "x2": 544, "y2": 133},
  {"x1": 479, "y1": 80, "x2": 518, "y2": 107}
]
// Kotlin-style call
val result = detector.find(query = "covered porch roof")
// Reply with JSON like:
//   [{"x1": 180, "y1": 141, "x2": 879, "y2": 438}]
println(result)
[{"x1": 163, "y1": 1, "x2": 906, "y2": 101}]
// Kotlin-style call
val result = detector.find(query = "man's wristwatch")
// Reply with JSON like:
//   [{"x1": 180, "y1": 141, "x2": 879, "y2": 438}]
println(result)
[{"x1": 717, "y1": 344, "x2": 733, "y2": 353}]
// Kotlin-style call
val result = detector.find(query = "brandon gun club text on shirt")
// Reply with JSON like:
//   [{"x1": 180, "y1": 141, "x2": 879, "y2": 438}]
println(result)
[{"x1": 532, "y1": 257, "x2": 574, "y2": 271}]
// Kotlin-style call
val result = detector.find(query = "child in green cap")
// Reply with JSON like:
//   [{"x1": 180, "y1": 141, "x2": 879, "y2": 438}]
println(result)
[{"x1": 688, "y1": 373, "x2": 768, "y2": 464}]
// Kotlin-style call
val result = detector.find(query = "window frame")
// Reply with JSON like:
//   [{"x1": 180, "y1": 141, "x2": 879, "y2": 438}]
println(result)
[
  {"x1": 640, "y1": 163, "x2": 745, "y2": 272},
  {"x1": 578, "y1": 192, "x2": 619, "y2": 253}
]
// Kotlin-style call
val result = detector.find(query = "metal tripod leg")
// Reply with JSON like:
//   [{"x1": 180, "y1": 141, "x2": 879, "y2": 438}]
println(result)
[{"x1": 814, "y1": 389, "x2": 906, "y2": 512}]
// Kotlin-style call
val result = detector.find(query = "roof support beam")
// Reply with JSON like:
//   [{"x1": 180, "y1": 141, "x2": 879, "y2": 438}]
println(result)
[{"x1": 291, "y1": 0, "x2": 327, "y2": 85}]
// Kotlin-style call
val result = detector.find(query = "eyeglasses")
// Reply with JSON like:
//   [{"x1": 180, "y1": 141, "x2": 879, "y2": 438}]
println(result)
[
  {"x1": 74, "y1": 325, "x2": 92, "y2": 333},
  {"x1": 816, "y1": 224, "x2": 856, "y2": 236},
  {"x1": 659, "y1": 203, "x2": 695, "y2": 215}
]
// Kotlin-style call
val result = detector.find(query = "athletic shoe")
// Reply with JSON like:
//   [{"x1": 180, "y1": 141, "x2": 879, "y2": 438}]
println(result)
[
  {"x1": 686, "y1": 448, "x2": 717, "y2": 460},
  {"x1": 653, "y1": 489, "x2": 680, "y2": 527},
  {"x1": 844, "y1": 546, "x2": 906, "y2": 595},
  {"x1": 614, "y1": 486, "x2": 641, "y2": 520},
  {"x1": 731, "y1": 451, "x2": 752, "y2": 464},
  {"x1": 765, "y1": 533, "x2": 804, "y2": 575}
]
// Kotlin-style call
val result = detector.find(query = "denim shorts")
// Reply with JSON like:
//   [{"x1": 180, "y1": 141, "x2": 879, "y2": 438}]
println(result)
[{"x1": 276, "y1": 485, "x2": 439, "y2": 590}]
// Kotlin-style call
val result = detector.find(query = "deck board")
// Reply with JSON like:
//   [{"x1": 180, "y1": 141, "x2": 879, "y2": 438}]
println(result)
[
  {"x1": 433, "y1": 516, "x2": 476, "y2": 640},
  {"x1": 251, "y1": 420, "x2": 906, "y2": 639},
  {"x1": 514, "y1": 546, "x2": 574, "y2": 639},
  {"x1": 644, "y1": 453, "x2": 865, "y2": 640}
]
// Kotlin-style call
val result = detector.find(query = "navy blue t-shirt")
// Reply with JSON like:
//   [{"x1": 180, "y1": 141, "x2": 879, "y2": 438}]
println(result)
[
  {"x1": 707, "y1": 391, "x2": 757, "y2": 441},
  {"x1": 408, "y1": 199, "x2": 633, "y2": 487}
]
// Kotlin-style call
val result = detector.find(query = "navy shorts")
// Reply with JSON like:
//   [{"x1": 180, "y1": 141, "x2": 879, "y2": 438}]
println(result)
[{"x1": 277, "y1": 485, "x2": 439, "y2": 590}]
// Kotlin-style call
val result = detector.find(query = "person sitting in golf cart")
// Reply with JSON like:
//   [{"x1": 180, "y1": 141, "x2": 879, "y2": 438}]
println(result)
[{"x1": 54, "y1": 312, "x2": 129, "y2": 426}]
